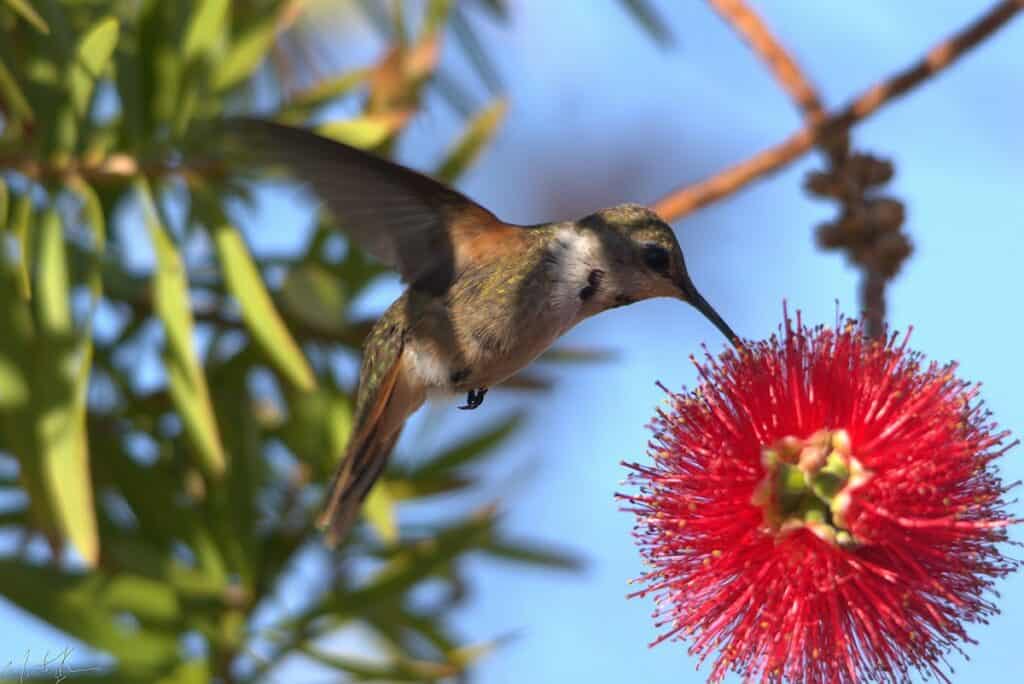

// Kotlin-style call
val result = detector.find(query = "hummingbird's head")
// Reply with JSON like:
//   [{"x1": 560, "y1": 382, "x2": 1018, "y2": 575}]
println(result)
[{"x1": 581, "y1": 204, "x2": 741, "y2": 347}]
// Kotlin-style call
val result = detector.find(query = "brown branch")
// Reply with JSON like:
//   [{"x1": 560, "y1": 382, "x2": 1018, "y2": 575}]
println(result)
[
  {"x1": 654, "y1": 0, "x2": 1024, "y2": 221},
  {"x1": 0, "y1": 153, "x2": 226, "y2": 182},
  {"x1": 707, "y1": 0, "x2": 824, "y2": 123}
]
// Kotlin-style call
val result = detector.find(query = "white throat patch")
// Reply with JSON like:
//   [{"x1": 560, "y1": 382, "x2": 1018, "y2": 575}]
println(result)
[{"x1": 546, "y1": 226, "x2": 606, "y2": 331}]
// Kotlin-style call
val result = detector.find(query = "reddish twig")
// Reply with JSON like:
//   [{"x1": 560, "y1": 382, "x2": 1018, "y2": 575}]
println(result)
[
  {"x1": 706, "y1": 0, "x2": 825, "y2": 123},
  {"x1": 0, "y1": 154, "x2": 226, "y2": 181},
  {"x1": 654, "y1": 0, "x2": 1024, "y2": 221}
]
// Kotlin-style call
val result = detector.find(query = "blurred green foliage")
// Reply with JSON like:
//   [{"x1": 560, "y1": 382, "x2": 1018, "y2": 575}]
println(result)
[{"x1": 0, "y1": 1, "x2": 602, "y2": 681}]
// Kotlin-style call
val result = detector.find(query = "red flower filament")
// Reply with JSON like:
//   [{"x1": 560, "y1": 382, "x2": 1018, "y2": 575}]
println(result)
[{"x1": 620, "y1": 313, "x2": 1019, "y2": 683}]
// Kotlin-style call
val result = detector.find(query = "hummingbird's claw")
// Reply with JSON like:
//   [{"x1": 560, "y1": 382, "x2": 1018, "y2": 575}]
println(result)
[{"x1": 458, "y1": 388, "x2": 488, "y2": 410}]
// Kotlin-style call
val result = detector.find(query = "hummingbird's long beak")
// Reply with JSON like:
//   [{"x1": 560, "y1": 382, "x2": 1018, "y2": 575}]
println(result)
[{"x1": 677, "y1": 276, "x2": 744, "y2": 350}]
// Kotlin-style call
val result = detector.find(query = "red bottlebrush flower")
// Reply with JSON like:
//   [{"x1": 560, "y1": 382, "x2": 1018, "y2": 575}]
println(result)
[{"x1": 620, "y1": 312, "x2": 1019, "y2": 684}]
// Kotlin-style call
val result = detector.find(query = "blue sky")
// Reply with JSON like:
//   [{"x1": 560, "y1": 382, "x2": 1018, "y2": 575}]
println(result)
[
  {"x1": 2, "y1": 2, "x2": 1022, "y2": 683},
  {"x1": 425, "y1": 2, "x2": 1024, "y2": 683}
]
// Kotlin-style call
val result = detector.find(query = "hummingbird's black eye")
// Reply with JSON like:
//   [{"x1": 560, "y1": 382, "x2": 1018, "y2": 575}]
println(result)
[{"x1": 643, "y1": 244, "x2": 670, "y2": 272}]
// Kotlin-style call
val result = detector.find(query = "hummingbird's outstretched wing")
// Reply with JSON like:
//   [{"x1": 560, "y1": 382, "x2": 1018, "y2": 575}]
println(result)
[{"x1": 229, "y1": 118, "x2": 523, "y2": 294}]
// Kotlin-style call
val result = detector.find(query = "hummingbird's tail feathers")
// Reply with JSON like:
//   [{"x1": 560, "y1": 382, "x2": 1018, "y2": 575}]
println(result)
[
  {"x1": 317, "y1": 348, "x2": 405, "y2": 548},
  {"x1": 317, "y1": 429, "x2": 399, "y2": 548}
]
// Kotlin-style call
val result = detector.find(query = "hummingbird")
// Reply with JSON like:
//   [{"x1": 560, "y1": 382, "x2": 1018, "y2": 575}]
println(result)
[{"x1": 232, "y1": 119, "x2": 740, "y2": 547}]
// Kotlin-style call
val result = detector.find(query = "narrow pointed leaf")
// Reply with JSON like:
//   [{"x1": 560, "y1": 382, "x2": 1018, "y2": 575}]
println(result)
[
  {"x1": 137, "y1": 180, "x2": 226, "y2": 477},
  {"x1": 477, "y1": 0, "x2": 508, "y2": 20},
  {"x1": 423, "y1": 0, "x2": 455, "y2": 36},
  {"x1": 0, "y1": 242, "x2": 48, "y2": 529},
  {"x1": 316, "y1": 111, "x2": 412, "y2": 149},
  {"x1": 0, "y1": 560, "x2": 180, "y2": 670},
  {"x1": 35, "y1": 208, "x2": 99, "y2": 566},
  {"x1": 298, "y1": 644, "x2": 461, "y2": 681},
  {"x1": 0, "y1": 509, "x2": 27, "y2": 528},
  {"x1": 538, "y1": 345, "x2": 617, "y2": 364},
  {"x1": 183, "y1": 0, "x2": 230, "y2": 62},
  {"x1": 8, "y1": 193, "x2": 32, "y2": 298},
  {"x1": 363, "y1": 481, "x2": 398, "y2": 543},
  {"x1": 0, "y1": 57, "x2": 32, "y2": 120},
  {"x1": 35, "y1": 210, "x2": 71, "y2": 326},
  {"x1": 68, "y1": 176, "x2": 106, "y2": 302},
  {"x1": 212, "y1": 18, "x2": 276, "y2": 91},
  {"x1": 450, "y1": 6, "x2": 502, "y2": 94},
  {"x1": 436, "y1": 99, "x2": 506, "y2": 183},
  {"x1": 4, "y1": 0, "x2": 49, "y2": 34},
  {"x1": 207, "y1": 350, "x2": 265, "y2": 582},
  {"x1": 500, "y1": 370, "x2": 553, "y2": 391},
  {"x1": 480, "y1": 539, "x2": 584, "y2": 571},
  {"x1": 209, "y1": 215, "x2": 315, "y2": 391},
  {"x1": 277, "y1": 387, "x2": 353, "y2": 476},
  {"x1": 280, "y1": 69, "x2": 370, "y2": 119},
  {"x1": 620, "y1": 0, "x2": 673, "y2": 46},
  {"x1": 154, "y1": 660, "x2": 211, "y2": 683},
  {"x1": 69, "y1": 16, "x2": 120, "y2": 116},
  {"x1": 0, "y1": 354, "x2": 29, "y2": 409},
  {"x1": 321, "y1": 511, "x2": 495, "y2": 616},
  {"x1": 385, "y1": 473, "x2": 472, "y2": 500},
  {"x1": 411, "y1": 415, "x2": 522, "y2": 479},
  {"x1": 164, "y1": 344, "x2": 227, "y2": 479},
  {"x1": 279, "y1": 262, "x2": 349, "y2": 334}
]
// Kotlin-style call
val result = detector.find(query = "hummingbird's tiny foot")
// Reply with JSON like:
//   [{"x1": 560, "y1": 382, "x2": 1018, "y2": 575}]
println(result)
[{"x1": 458, "y1": 387, "x2": 488, "y2": 410}]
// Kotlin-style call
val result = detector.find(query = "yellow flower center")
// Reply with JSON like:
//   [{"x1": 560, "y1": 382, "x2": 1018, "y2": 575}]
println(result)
[{"x1": 751, "y1": 429, "x2": 872, "y2": 548}]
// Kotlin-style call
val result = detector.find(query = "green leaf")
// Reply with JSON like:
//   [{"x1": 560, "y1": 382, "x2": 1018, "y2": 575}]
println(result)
[
  {"x1": 137, "y1": 179, "x2": 226, "y2": 477},
  {"x1": 163, "y1": 349, "x2": 227, "y2": 479},
  {"x1": 0, "y1": 264, "x2": 30, "y2": 403},
  {"x1": 476, "y1": 0, "x2": 508, "y2": 20},
  {"x1": 316, "y1": 112, "x2": 411, "y2": 149},
  {"x1": 6, "y1": 195, "x2": 31, "y2": 294},
  {"x1": 0, "y1": 353, "x2": 29, "y2": 409},
  {"x1": 385, "y1": 472, "x2": 472, "y2": 501},
  {"x1": 318, "y1": 510, "x2": 496, "y2": 618},
  {"x1": 280, "y1": 69, "x2": 370, "y2": 120},
  {"x1": 212, "y1": 18, "x2": 276, "y2": 91},
  {"x1": 183, "y1": 0, "x2": 230, "y2": 62},
  {"x1": 422, "y1": 0, "x2": 455, "y2": 36},
  {"x1": 4, "y1": 0, "x2": 49, "y2": 34},
  {"x1": 538, "y1": 345, "x2": 617, "y2": 364},
  {"x1": 207, "y1": 349, "x2": 266, "y2": 584},
  {"x1": 0, "y1": 560, "x2": 180, "y2": 671},
  {"x1": 99, "y1": 574, "x2": 182, "y2": 626},
  {"x1": 0, "y1": 238, "x2": 47, "y2": 528},
  {"x1": 410, "y1": 415, "x2": 522, "y2": 479},
  {"x1": 480, "y1": 539, "x2": 584, "y2": 571},
  {"x1": 619, "y1": 0, "x2": 673, "y2": 46},
  {"x1": 67, "y1": 176, "x2": 106, "y2": 300},
  {"x1": 34, "y1": 207, "x2": 99, "y2": 567},
  {"x1": 436, "y1": 98, "x2": 506, "y2": 183},
  {"x1": 449, "y1": 6, "x2": 502, "y2": 94},
  {"x1": 0, "y1": 508, "x2": 27, "y2": 528},
  {"x1": 298, "y1": 643, "x2": 463, "y2": 681},
  {"x1": 68, "y1": 16, "x2": 120, "y2": 116},
  {"x1": 208, "y1": 213, "x2": 315, "y2": 392},
  {"x1": 153, "y1": 659, "x2": 211, "y2": 684},
  {"x1": 277, "y1": 387, "x2": 352, "y2": 476},
  {"x1": 0, "y1": 56, "x2": 33, "y2": 121},
  {"x1": 363, "y1": 480, "x2": 398, "y2": 543},
  {"x1": 97, "y1": 451, "x2": 190, "y2": 543},
  {"x1": 279, "y1": 262, "x2": 349, "y2": 334}
]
